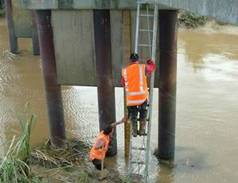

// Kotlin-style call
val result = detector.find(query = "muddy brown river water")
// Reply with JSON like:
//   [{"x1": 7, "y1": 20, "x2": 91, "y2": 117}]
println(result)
[{"x1": 1, "y1": 18, "x2": 238, "y2": 182}]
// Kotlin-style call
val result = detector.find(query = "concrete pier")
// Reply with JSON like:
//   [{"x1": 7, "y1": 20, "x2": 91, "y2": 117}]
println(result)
[
  {"x1": 4, "y1": 0, "x2": 18, "y2": 53},
  {"x1": 31, "y1": 11, "x2": 40, "y2": 55},
  {"x1": 93, "y1": 10, "x2": 117, "y2": 156},
  {"x1": 35, "y1": 10, "x2": 66, "y2": 148},
  {"x1": 158, "y1": 10, "x2": 178, "y2": 160}
]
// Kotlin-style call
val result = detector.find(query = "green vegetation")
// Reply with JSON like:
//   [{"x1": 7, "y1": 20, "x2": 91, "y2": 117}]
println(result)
[
  {"x1": 0, "y1": 109, "x2": 128, "y2": 182},
  {"x1": 178, "y1": 11, "x2": 208, "y2": 28},
  {"x1": 0, "y1": 114, "x2": 40, "y2": 183},
  {"x1": 0, "y1": 9, "x2": 4, "y2": 17},
  {"x1": 0, "y1": 0, "x2": 4, "y2": 17}
]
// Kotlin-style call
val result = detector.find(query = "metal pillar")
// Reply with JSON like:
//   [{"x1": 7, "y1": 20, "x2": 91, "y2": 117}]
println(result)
[
  {"x1": 122, "y1": 10, "x2": 131, "y2": 158},
  {"x1": 158, "y1": 10, "x2": 178, "y2": 160},
  {"x1": 32, "y1": 11, "x2": 40, "y2": 55},
  {"x1": 93, "y1": 10, "x2": 117, "y2": 156},
  {"x1": 4, "y1": 0, "x2": 18, "y2": 53},
  {"x1": 35, "y1": 10, "x2": 66, "y2": 148}
]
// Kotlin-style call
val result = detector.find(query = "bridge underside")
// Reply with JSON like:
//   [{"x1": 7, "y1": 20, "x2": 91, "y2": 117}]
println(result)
[{"x1": 19, "y1": 0, "x2": 238, "y2": 25}]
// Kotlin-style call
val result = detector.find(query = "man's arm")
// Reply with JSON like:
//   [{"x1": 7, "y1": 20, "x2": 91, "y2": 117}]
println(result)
[
  {"x1": 111, "y1": 116, "x2": 128, "y2": 127},
  {"x1": 120, "y1": 76, "x2": 125, "y2": 87}
]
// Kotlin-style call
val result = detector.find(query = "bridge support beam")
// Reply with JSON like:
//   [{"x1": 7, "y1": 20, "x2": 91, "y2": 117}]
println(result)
[
  {"x1": 4, "y1": 0, "x2": 18, "y2": 54},
  {"x1": 158, "y1": 10, "x2": 178, "y2": 160},
  {"x1": 32, "y1": 11, "x2": 40, "y2": 55},
  {"x1": 93, "y1": 10, "x2": 117, "y2": 156},
  {"x1": 35, "y1": 10, "x2": 66, "y2": 148}
]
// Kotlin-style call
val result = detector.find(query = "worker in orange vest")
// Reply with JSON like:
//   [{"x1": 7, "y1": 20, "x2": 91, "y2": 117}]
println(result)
[
  {"x1": 89, "y1": 117, "x2": 127, "y2": 170},
  {"x1": 121, "y1": 53, "x2": 156, "y2": 137}
]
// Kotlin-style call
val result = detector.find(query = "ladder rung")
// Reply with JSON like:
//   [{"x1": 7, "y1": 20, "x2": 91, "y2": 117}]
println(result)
[
  {"x1": 138, "y1": 44, "x2": 151, "y2": 47},
  {"x1": 140, "y1": 14, "x2": 154, "y2": 17},
  {"x1": 132, "y1": 147, "x2": 146, "y2": 151},
  {"x1": 139, "y1": 29, "x2": 153, "y2": 32},
  {"x1": 131, "y1": 161, "x2": 145, "y2": 165}
]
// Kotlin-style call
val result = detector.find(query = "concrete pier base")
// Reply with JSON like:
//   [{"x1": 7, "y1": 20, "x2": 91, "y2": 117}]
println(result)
[
  {"x1": 35, "y1": 10, "x2": 66, "y2": 148},
  {"x1": 158, "y1": 10, "x2": 178, "y2": 160}
]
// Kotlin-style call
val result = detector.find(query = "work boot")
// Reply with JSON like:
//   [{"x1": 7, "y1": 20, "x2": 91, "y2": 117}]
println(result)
[
  {"x1": 132, "y1": 122, "x2": 138, "y2": 137},
  {"x1": 139, "y1": 120, "x2": 146, "y2": 136}
]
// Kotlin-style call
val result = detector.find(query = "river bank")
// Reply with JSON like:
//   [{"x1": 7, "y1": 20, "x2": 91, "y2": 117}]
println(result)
[{"x1": 29, "y1": 139, "x2": 126, "y2": 183}]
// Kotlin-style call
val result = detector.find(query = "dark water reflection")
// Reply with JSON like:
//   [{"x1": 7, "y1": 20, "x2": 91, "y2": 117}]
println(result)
[{"x1": 1, "y1": 17, "x2": 238, "y2": 182}]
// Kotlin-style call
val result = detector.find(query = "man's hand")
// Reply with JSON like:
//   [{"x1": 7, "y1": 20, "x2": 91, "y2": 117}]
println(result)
[
  {"x1": 146, "y1": 58, "x2": 156, "y2": 76},
  {"x1": 94, "y1": 139, "x2": 105, "y2": 149},
  {"x1": 121, "y1": 115, "x2": 128, "y2": 123},
  {"x1": 146, "y1": 58, "x2": 154, "y2": 65},
  {"x1": 120, "y1": 77, "x2": 125, "y2": 87}
]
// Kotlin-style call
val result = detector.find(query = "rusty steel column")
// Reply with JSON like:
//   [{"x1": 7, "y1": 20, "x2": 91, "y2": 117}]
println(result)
[
  {"x1": 4, "y1": 0, "x2": 18, "y2": 53},
  {"x1": 158, "y1": 10, "x2": 178, "y2": 160},
  {"x1": 32, "y1": 11, "x2": 40, "y2": 55},
  {"x1": 93, "y1": 10, "x2": 117, "y2": 156},
  {"x1": 122, "y1": 10, "x2": 131, "y2": 159},
  {"x1": 35, "y1": 10, "x2": 66, "y2": 148}
]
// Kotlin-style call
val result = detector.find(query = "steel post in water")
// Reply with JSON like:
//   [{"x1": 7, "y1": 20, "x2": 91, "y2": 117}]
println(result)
[
  {"x1": 93, "y1": 10, "x2": 117, "y2": 156},
  {"x1": 122, "y1": 10, "x2": 131, "y2": 158},
  {"x1": 4, "y1": 0, "x2": 18, "y2": 53},
  {"x1": 32, "y1": 11, "x2": 40, "y2": 55},
  {"x1": 158, "y1": 10, "x2": 178, "y2": 160},
  {"x1": 35, "y1": 10, "x2": 66, "y2": 148}
]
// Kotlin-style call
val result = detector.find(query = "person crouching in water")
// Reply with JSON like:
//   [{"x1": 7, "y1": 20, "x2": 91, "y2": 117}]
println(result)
[{"x1": 89, "y1": 117, "x2": 127, "y2": 171}]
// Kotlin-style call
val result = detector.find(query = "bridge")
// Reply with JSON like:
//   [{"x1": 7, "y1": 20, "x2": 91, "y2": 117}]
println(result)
[
  {"x1": 18, "y1": 0, "x2": 238, "y2": 25},
  {"x1": 3, "y1": 0, "x2": 238, "y2": 162}
]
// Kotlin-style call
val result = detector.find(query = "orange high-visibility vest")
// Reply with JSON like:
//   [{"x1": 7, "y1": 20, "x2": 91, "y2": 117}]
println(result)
[
  {"x1": 89, "y1": 131, "x2": 110, "y2": 161},
  {"x1": 122, "y1": 63, "x2": 148, "y2": 106}
]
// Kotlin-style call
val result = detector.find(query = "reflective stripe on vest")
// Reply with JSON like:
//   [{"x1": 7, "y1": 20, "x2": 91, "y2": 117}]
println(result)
[
  {"x1": 127, "y1": 99, "x2": 147, "y2": 105},
  {"x1": 89, "y1": 131, "x2": 110, "y2": 161},
  {"x1": 122, "y1": 63, "x2": 148, "y2": 106}
]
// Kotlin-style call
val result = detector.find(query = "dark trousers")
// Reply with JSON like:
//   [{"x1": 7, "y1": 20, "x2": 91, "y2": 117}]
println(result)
[
  {"x1": 92, "y1": 159, "x2": 102, "y2": 170},
  {"x1": 127, "y1": 100, "x2": 147, "y2": 123}
]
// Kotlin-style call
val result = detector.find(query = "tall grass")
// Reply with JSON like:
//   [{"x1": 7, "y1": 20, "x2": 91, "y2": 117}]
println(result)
[{"x1": 0, "y1": 114, "x2": 37, "y2": 183}]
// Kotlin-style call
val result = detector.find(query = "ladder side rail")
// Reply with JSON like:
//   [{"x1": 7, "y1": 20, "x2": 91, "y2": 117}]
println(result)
[
  {"x1": 128, "y1": 2, "x2": 141, "y2": 177},
  {"x1": 135, "y1": 3, "x2": 141, "y2": 53},
  {"x1": 146, "y1": 4, "x2": 152, "y2": 57},
  {"x1": 144, "y1": 4, "x2": 159, "y2": 183}
]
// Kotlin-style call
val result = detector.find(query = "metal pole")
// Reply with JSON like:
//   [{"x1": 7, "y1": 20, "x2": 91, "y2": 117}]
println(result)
[
  {"x1": 35, "y1": 10, "x2": 66, "y2": 148},
  {"x1": 158, "y1": 10, "x2": 178, "y2": 160},
  {"x1": 134, "y1": 3, "x2": 140, "y2": 53},
  {"x1": 93, "y1": 10, "x2": 117, "y2": 156},
  {"x1": 122, "y1": 10, "x2": 132, "y2": 158},
  {"x1": 4, "y1": 0, "x2": 18, "y2": 53},
  {"x1": 32, "y1": 11, "x2": 40, "y2": 55},
  {"x1": 145, "y1": 4, "x2": 159, "y2": 182}
]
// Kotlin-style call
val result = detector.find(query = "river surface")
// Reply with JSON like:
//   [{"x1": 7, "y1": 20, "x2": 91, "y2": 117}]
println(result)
[{"x1": 0, "y1": 18, "x2": 238, "y2": 182}]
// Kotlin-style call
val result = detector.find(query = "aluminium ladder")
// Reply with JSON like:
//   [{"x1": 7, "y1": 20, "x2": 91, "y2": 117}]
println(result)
[{"x1": 128, "y1": 1, "x2": 158, "y2": 183}]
